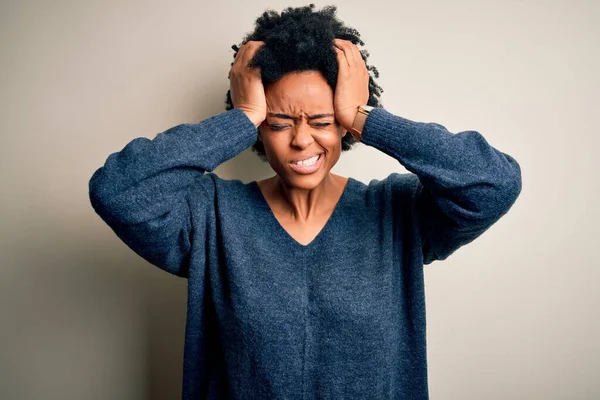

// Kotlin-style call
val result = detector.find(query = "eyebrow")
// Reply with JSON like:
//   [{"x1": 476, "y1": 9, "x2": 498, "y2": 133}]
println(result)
[{"x1": 268, "y1": 113, "x2": 334, "y2": 121}]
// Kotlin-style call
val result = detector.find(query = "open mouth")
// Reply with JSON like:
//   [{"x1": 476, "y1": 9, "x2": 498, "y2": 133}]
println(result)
[{"x1": 289, "y1": 153, "x2": 323, "y2": 174}]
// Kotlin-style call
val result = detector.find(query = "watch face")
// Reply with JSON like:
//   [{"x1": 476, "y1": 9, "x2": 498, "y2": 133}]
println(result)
[{"x1": 362, "y1": 105, "x2": 374, "y2": 112}]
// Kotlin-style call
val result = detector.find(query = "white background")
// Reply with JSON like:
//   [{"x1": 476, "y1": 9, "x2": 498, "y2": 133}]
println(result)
[{"x1": 1, "y1": 0, "x2": 598, "y2": 398}]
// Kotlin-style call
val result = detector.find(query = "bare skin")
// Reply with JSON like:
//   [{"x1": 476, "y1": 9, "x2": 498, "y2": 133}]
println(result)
[
  {"x1": 228, "y1": 39, "x2": 369, "y2": 245},
  {"x1": 257, "y1": 173, "x2": 348, "y2": 245}
]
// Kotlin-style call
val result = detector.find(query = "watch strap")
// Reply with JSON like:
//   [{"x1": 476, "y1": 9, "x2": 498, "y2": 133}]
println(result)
[{"x1": 350, "y1": 105, "x2": 374, "y2": 140}]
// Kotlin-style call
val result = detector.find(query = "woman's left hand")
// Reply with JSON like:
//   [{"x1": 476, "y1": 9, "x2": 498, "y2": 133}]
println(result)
[{"x1": 333, "y1": 39, "x2": 370, "y2": 133}]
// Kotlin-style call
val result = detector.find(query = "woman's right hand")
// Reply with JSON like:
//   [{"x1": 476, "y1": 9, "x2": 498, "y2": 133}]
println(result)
[{"x1": 229, "y1": 41, "x2": 267, "y2": 128}]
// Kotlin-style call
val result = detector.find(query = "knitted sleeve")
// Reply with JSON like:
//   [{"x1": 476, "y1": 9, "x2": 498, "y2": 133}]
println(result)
[
  {"x1": 88, "y1": 108, "x2": 258, "y2": 277},
  {"x1": 359, "y1": 107, "x2": 522, "y2": 265}
]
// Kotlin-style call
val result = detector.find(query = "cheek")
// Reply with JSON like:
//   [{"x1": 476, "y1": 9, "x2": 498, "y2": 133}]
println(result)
[
  {"x1": 323, "y1": 128, "x2": 345, "y2": 147},
  {"x1": 260, "y1": 135, "x2": 289, "y2": 162}
]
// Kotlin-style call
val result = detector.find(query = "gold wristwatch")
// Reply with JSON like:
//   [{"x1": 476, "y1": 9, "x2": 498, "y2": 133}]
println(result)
[{"x1": 349, "y1": 105, "x2": 374, "y2": 141}]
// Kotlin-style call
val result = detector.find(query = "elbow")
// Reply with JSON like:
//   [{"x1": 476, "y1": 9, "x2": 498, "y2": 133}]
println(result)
[
  {"x1": 459, "y1": 153, "x2": 522, "y2": 226},
  {"x1": 89, "y1": 167, "x2": 107, "y2": 207},
  {"x1": 429, "y1": 150, "x2": 523, "y2": 232},
  {"x1": 88, "y1": 166, "x2": 117, "y2": 223},
  {"x1": 499, "y1": 152, "x2": 523, "y2": 211},
  {"x1": 88, "y1": 168, "x2": 103, "y2": 211},
  {"x1": 480, "y1": 153, "x2": 523, "y2": 222}
]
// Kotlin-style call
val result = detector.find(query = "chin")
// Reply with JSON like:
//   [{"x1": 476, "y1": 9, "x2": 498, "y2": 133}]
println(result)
[{"x1": 284, "y1": 170, "x2": 332, "y2": 191}]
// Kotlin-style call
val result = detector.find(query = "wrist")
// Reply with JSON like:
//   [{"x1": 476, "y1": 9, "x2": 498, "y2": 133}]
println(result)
[
  {"x1": 238, "y1": 108, "x2": 264, "y2": 128},
  {"x1": 349, "y1": 105, "x2": 373, "y2": 141}
]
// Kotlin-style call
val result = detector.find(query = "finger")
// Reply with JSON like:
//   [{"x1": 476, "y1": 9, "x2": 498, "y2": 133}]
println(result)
[
  {"x1": 229, "y1": 44, "x2": 241, "y2": 73},
  {"x1": 242, "y1": 41, "x2": 264, "y2": 67},
  {"x1": 230, "y1": 45, "x2": 242, "y2": 74},
  {"x1": 229, "y1": 44, "x2": 247, "y2": 79},
  {"x1": 350, "y1": 42, "x2": 365, "y2": 68},
  {"x1": 231, "y1": 43, "x2": 247, "y2": 73},
  {"x1": 334, "y1": 44, "x2": 349, "y2": 69},
  {"x1": 350, "y1": 43, "x2": 368, "y2": 78},
  {"x1": 236, "y1": 43, "x2": 248, "y2": 67},
  {"x1": 335, "y1": 39, "x2": 355, "y2": 66}
]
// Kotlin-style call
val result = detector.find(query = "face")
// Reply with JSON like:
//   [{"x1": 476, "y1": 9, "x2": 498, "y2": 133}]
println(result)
[{"x1": 258, "y1": 70, "x2": 347, "y2": 190}]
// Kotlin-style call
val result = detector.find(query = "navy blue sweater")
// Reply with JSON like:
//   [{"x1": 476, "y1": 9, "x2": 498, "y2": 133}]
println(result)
[{"x1": 88, "y1": 107, "x2": 522, "y2": 399}]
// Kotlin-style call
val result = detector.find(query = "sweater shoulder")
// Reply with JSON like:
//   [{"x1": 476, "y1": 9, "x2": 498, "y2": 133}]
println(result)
[
  {"x1": 184, "y1": 172, "x2": 258, "y2": 215},
  {"x1": 194, "y1": 172, "x2": 251, "y2": 192},
  {"x1": 202, "y1": 172, "x2": 261, "y2": 211},
  {"x1": 344, "y1": 173, "x2": 421, "y2": 225},
  {"x1": 364, "y1": 172, "x2": 421, "y2": 201},
  {"x1": 361, "y1": 173, "x2": 423, "y2": 228}
]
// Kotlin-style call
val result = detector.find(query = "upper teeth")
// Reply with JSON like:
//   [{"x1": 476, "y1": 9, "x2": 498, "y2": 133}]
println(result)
[{"x1": 293, "y1": 154, "x2": 320, "y2": 166}]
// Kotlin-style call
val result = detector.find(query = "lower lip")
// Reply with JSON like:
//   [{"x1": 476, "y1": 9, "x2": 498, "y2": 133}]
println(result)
[{"x1": 289, "y1": 154, "x2": 323, "y2": 174}]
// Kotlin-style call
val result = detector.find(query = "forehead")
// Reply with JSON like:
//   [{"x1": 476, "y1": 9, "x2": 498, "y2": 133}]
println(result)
[{"x1": 265, "y1": 71, "x2": 333, "y2": 112}]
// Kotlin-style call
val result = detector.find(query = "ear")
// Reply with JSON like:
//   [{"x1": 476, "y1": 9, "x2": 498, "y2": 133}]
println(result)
[{"x1": 337, "y1": 121, "x2": 347, "y2": 138}]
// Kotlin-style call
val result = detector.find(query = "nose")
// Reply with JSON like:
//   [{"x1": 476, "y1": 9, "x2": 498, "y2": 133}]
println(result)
[{"x1": 290, "y1": 121, "x2": 315, "y2": 149}]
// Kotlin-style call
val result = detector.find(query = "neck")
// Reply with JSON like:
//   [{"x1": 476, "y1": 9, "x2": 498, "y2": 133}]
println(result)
[{"x1": 272, "y1": 173, "x2": 340, "y2": 222}]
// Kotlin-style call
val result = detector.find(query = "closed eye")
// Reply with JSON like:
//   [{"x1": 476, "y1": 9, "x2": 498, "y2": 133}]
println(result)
[
  {"x1": 269, "y1": 125, "x2": 287, "y2": 131},
  {"x1": 269, "y1": 123, "x2": 331, "y2": 131}
]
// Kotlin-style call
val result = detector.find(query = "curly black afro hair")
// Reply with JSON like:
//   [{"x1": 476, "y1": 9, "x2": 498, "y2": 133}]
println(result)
[{"x1": 224, "y1": 3, "x2": 384, "y2": 162}]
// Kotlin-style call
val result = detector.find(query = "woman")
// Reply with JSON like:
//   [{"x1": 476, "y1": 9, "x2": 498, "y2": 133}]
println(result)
[{"x1": 89, "y1": 4, "x2": 522, "y2": 399}]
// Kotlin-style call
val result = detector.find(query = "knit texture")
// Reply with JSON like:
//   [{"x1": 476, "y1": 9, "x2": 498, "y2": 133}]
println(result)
[{"x1": 89, "y1": 107, "x2": 522, "y2": 399}]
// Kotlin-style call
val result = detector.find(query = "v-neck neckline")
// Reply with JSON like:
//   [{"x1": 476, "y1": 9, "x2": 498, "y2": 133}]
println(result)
[{"x1": 249, "y1": 177, "x2": 354, "y2": 249}]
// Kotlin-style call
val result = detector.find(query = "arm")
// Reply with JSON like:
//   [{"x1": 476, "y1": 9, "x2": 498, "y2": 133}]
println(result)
[
  {"x1": 360, "y1": 107, "x2": 522, "y2": 265},
  {"x1": 88, "y1": 108, "x2": 258, "y2": 277}
]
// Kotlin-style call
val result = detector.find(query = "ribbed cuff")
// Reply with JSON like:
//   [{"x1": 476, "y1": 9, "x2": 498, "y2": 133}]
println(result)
[
  {"x1": 189, "y1": 108, "x2": 259, "y2": 171},
  {"x1": 359, "y1": 107, "x2": 422, "y2": 162}
]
